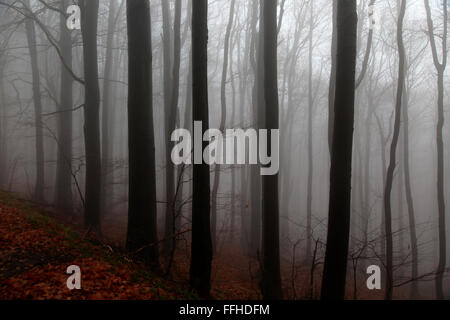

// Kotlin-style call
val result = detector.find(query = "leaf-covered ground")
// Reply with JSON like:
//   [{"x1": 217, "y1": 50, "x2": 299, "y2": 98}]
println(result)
[{"x1": 0, "y1": 190, "x2": 198, "y2": 300}]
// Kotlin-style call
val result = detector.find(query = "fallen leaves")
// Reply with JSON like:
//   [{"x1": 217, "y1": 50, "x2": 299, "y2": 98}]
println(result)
[{"x1": 0, "y1": 191, "x2": 193, "y2": 300}]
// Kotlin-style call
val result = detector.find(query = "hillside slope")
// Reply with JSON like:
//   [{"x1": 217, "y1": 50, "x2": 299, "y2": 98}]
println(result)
[{"x1": 0, "y1": 191, "x2": 197, "y2": 300}]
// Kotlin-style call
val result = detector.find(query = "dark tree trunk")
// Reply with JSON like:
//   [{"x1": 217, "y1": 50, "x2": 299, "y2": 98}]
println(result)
[
  {"x1": 260, "y1": 0, "x2": 283, "y2": 300},
  {"x1": 24, "y1": 0, "x2": 44, "y2": 202},
  {"x1": 80, "y1": 0, "x2": 101, "y2": 233},
  {"x1": 125, "y1": 0, "x2": 160, "y2": 269},
  {"x1": 320, "y1": 0, "x2": 357, "y2": 300},
  {"x1": 190, "y1": 0, "x2": 213, "y2": 297},
  {"x1": 327, "y1": 0, "x2": 337, "y2": 155},
  {"x1": 383, "y1": 0, "x2": 406, "y2": 300}
]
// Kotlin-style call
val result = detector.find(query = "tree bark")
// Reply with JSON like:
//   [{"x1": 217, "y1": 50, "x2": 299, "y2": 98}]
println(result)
[
  {"x1": 190, "y1": 0, "x2": 213, "y2": 297},
  {"x1": 80, "y1": 0, "x2": 101, "y2": 233},
  {"x1": 327, "y1": 0, "x2": 337, "y2": 155},
  {"x1": 261, "y1": 0, "x2": 283, "y2": 300},
  {"x1": 125, "y1": 0, "x2": 160, "y2": 269},
  {"x1": 321, "y1": 0, "x2": 357, "y2": 300}
]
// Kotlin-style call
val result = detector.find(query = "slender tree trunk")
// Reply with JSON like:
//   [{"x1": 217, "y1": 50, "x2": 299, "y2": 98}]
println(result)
[
  {"x1": 402, "y1": 87, "x2": 419, "y2": 298},
  {"x1": 24, "y1": 0, "x2": 44, "y2": 202},
  {"x1": 166, "y1": 0, "x2": 182, "y2": 257},
  {"x1": 306, "y1": 0, "x2": 314, "y2": 261},
  {"x1": 375, "y1": 112, "x2": 388, "y2": 274},
  {"x1": 190, "y1": 0, "x2": 213, "y2": 297},
  {"x1": 383, "y1": 0, "x2": 406, "y2": 300},
  {"x1": 55, "y1": 0, "x2": 73, "y2": 216},
  {"x1": 229, "y1": 29, "x2": 237, "y2": 242},
  {"x1": 424, "y1": 0, "x2": 448, "y2": 300},
  {"x1": 321, "y1": 0, "x2": 357, "y2": 300},
  {"x1": 161, "y1": 0, "x2": 176, "y2": 255},
  {"x1": 250, "y1": 0, "x2": 263, "y2": 256},
  {"x1": 261, "y1": 0, "x2": 283, "y2": 300},
  {"x1": 125, "y1": 0, "x2": 160, "y2": 269},
  {"x1": 183, "y1": 47, "x2": 193, "y2": 206},
  {"x1": 211, "y1": 0, "x2": 236, "y2": 250},
  {"x1": 80, "y1": 0, "x2": 101, "y2": 232},
  {"x1": 238, "y1": 2, "x2": 252, "y2": 250},
  {"x1": 101, "y1": 0, "x2": 117, "y2": 217}
]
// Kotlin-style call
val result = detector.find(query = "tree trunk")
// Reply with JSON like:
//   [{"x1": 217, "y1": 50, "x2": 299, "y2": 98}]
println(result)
[
  {"x1": 190, "y1": 0, "x2": 213, "y2": 297},
  {"x1": 55, "y1": 0, "x2": 74, "y2": 217},
  {"x1": 383, "y1": 0, "x2": 406, "y2": 300},
  {"x1": 161, "y1": 0, "x2": 176, "y2": 255},
  {"x1": 424, "y1": 0, "x2": 447, "y2": 300},
  {"x1": 165, "y1": 0, "x2": 183, "y2": 258},
  {"x1": 306, "y1": 0, "x2": 314, "y2": 261},
  {"x1": 402, "y1": 87, "x2": 419, "y2": 298},
  {"x1": 328, "y1": 0, "x2": 337, "y2": 155},
  {"x1": 249, "y1": 0, "x2": 263, "y2": 256},
  {"x1": 321, "y1": 0, "x2": 357, "y2": 300},
  {"x1": 80, "y1": 0, "x2": 101, "y2": 233},
  {"x1": 125, "y1": 0, "x2": 160, "y2": 269},
  {"x1": 100, "y1": 0, "x2": 117, "y2": 218},
  {"x1": 24, "y1": 0, "x2": 44, "y2": 202},
  {"x1": 261, "y1": 0, "x2": 283, "y2": 300}
]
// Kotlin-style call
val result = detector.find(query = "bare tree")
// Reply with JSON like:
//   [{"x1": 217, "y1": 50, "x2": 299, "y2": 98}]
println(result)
[
  {"x1": 125, "y1": 0, "x2": 159, "y2": 269},
  {"x1": 383, "y1": 0, "x2": 406, "y2": 300},
  {"x1": 424, "y1": 0, "x2": 448, "y2": 300},
  {"x1": 261, "y1": 0, "x2": 283, "y2": 300},
  {"x1": 321, "y1": 0, "x2": 358, "y2": 300},
  {"x1": 190, "y1": 0, "x2": 213, "y2": 297},
  {"x1": 54, "y1": 0, "x2": 73, "y2": 216},
  {"x1": 24, "y1": 0, "x2": 44, "y2": 202},
  {"x1": 80, "y1": 0, "x2": 101, "y2": 232}
]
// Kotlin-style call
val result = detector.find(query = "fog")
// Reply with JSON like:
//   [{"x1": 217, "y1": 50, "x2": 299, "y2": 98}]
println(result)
[{"x1": 0, "y1": 0, "x2": 448, "y2": 299}]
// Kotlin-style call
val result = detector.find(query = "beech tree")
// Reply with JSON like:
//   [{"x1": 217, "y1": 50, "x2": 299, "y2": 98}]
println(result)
[
  {"x1": 80, "y1": 0, "x2": 101, "y2": 232},
  {"x1": 261, "y1": 0, "x2": 283, "y2": 300},
  {"x1": 125, "y1": 0, "x2": 159, "y2": 269},
  {"x1": 321, "y1": 0, "x2": 358, "y2": 300},
  {"x1": 24, "y1": 0, "x2": 44, "y2": 202},
  {"x1": 383, "y1": 0, "x2": 406, "y2": 300},
  {"x1": 424, "y1": 0, "x2": 448, "y2": 300},
  {"x1": 190, "y1": 0, "x2": 213, "y2": 297}
]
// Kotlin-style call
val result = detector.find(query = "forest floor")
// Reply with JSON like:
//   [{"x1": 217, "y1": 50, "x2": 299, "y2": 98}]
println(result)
[
  {"x1": 0, "y1": 190, "x2": 391, "y2": 300},
  {"x1": 0, "y1": 190, "x2": 198, "y2": 300}
]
